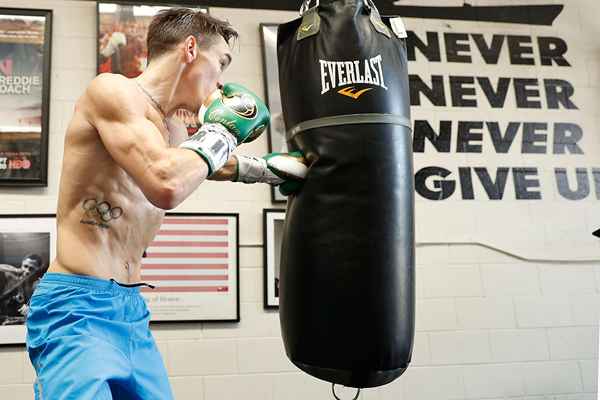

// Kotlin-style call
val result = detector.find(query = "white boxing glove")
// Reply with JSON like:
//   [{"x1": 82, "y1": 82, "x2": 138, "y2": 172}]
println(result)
[
  {"x1": 235, "y1": 152, "x2": 308, "y2": 196},
  {"x1": 101, "y1": 31, "x2": 127, "y2": 58}
]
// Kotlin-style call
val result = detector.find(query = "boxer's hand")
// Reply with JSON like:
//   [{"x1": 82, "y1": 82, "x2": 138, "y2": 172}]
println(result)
[
  {"x1": 235, "y1": 151, "x2": 308, "y2": 196},
  {"x1": 204, "y1": 83, "x2": 270, "y2": 144}
]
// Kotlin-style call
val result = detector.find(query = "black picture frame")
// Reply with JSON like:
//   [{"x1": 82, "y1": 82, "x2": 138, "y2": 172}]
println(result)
[
  {"x1": 96, "y1": 2, "x2": 208, "y2": 135},
  {"x1": 96, "y1": 1, "x2": 209, "y2": 76},
  {"x1": 262, "y1": 208, "x2": 285, "y2": 309},
  {"x1": 0, "y1": 213, "x2": 55, "y2": 346},
  {"x1": 0, "y1": 8, "x2": 52, "y2": 187},
  {"x1": 0, "y1": 212, "x2": 239, "y2": 347},
  {"x1": 145, "y1": 212, "x2": 240, "y2": 324},
  {"x1": 260, "y1": 23, "x2": 288, "y2": 204}
]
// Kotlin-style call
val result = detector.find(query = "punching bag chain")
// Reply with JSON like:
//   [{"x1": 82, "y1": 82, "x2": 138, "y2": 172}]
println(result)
[
  {"x1": 332, "y1": 384, "x2": 361, "y2": 400},
  {"x1": 300, "y1": 0, "x2": 319, "y2": 15}
]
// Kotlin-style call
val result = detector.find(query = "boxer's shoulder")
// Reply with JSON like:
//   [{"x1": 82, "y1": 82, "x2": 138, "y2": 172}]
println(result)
[
  {"x1": 85, "y1": 73, "x2": 141, "y2": 122},
  {"x1": 88, "y1": 72, "x2": 130, "y2": 96}
]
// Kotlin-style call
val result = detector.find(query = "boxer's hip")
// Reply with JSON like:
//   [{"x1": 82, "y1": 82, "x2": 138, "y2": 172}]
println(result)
[
  {"x1": 24, "y1": 273, "x2": 172, "y2": 400},
  {"x1": 26, "y1": 272, "x2": 152, "y2": 351}
]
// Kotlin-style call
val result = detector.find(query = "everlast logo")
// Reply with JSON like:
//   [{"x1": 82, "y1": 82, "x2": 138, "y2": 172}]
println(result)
[{"x1": 319, "y1": 55, "x2": 388, "y2": 99}]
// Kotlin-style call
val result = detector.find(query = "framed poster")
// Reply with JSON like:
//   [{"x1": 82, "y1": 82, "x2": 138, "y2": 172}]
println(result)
[
  {"x1": 0, "y1": 214, "x2": 54, "y2": 346},
  {"x1": 263, "y1": 208, "x2": 285, "y2": 308},
  {"x1": 97, "y1": 2, "x2": 208, "y2": 135},
  {"x1": 260, "y1": 24, "x2": 288, "y2": 203},
  {"x1": 141, "y1": 213, "x2": 240, "y2": 322},
  {"x1": 0, "y1": 9, "x2": 52, "y2": 186}
]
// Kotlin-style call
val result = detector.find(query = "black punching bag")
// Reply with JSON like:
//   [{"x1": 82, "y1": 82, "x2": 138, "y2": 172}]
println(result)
[{"x1": 277, "y1": 0, "x2": 415, "y2": 389}]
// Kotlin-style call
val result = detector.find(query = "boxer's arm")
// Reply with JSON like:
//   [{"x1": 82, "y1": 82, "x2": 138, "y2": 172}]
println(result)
[
  {"x1": 87, "y1": 75, "x2": 209, "y2": 210},
  {"x1": 164, "y1": 117, "x2": 237, "y2": 181},
  {"x1": 209, "y1": 152, "x2": 308, "y2": 185},
  {"x1": 208, "y1": 157, "x2": 238, "y2": 181},
  {"x1": 164, "y1": 116, "x2": 236, "y2": 181},
  {"x1": 0, "y1": 264, "x2": 21, "y2": 274}
]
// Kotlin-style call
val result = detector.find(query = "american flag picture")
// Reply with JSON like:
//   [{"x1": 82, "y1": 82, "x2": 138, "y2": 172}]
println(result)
[{"x1": 141, "y1": 213, "x2": 239, "y2": 322}]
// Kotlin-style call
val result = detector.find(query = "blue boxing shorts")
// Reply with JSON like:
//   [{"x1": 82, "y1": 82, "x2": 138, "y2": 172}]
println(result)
[{"x1": 26, "y1": 273, "x2": 173, "y2": 400}]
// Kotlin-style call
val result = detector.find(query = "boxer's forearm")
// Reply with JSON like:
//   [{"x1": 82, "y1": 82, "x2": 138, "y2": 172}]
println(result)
[
  {"x1": 0, "y1": 264, "x2": 20, "y2": 274},
  {"x1": 151, "y1": 149, "x2": 238, "y2": 209},
  {"x1": 208, "y1": 157, "x2": 238, "y2": 181},
  {"x1": 147, "y1": 147, "x2": 210, "y2": 210}
]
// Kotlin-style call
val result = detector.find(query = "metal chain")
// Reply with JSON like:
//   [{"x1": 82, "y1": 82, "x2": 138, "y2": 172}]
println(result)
[
  {"x1": 135, "y1": 79, "x2": 167, "y2": 120},
  {"x1": 331, "y1": 384, "x2": 361, "y2": 400},
  {"x1": 300, "y1": 0, "x2": 319, "y2": 15}
]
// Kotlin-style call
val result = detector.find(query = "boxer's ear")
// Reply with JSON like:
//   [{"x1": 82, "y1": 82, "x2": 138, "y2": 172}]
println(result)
[{"x1": 184, "y1": 35, "x2": 198, "y2": 63}]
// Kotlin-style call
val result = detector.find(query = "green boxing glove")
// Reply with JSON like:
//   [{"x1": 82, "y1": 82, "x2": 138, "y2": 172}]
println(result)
[
  {"x1": 180, "y1": 83, "x2": 270, "y2": 175},
  {"x1": 204, "y1": 83, "x2": 270, "y2": 144},
  {"x1": 235, "y1": 151, "x2": 308, "y2": 196}
]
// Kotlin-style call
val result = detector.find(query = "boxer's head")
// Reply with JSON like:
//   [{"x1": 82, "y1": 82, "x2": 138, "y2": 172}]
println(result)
[
  {"x1": 146, "y1": 8, "x2": 237, "y2": 112},
  {"x1": 20, "y1": 254, "x2": 43, "y2": 277}
]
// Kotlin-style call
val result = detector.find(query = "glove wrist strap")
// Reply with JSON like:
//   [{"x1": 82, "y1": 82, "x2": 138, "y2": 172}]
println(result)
[
  {"x1": 236, "y1": 155, "x2": 283, "y2": 184},
  {"x1": 179, "y1": 123, "x2": 237, "y2": 175}
]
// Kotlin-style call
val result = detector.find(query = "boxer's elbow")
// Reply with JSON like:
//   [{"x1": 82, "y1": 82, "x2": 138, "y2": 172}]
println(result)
[
  {"x1": 146, "y1": 162, "x2": 185, "y2": 210},
  {"x1": 151, "y1": 183, "x2": 181, "y2": 210}
]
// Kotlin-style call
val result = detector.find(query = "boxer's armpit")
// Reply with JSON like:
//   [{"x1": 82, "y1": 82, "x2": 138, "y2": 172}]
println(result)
[{"x1": 79, "y1": 198, "x2": 124, "y2": 229}]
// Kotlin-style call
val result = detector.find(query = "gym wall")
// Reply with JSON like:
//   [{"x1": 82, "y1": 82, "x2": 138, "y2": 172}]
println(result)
[{"x1": 0, "y1": 0, "x2": 598, "y2": 399}]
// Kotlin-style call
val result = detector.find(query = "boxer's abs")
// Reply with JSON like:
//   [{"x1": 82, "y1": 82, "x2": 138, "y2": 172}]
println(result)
[{"x1": 49, "y1": 101, "x2": 164, "y2": 283}]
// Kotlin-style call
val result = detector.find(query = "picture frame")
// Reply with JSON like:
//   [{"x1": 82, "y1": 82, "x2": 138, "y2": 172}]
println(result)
[
  {"x1": 260, "y1": 23, "x2": 288, "y2": 203},
  {"x1": 143, "y1": 213, "x2": 240, "y2": 323},
  {"x1": 263, "y1": 208, "x2": 285, "y2": 309},
  {"x1": 0, "y1": 8, "x2": 52, "y2": 187},
  {"x1": 0, "y1": 214, "x2": 55, "y2": 346},
  {"x1": 0, "y1": 212, "x2": 240, "y2": 346},
  {"x1": 97, "y1": 1, "x2": 208, "y2": 135}
]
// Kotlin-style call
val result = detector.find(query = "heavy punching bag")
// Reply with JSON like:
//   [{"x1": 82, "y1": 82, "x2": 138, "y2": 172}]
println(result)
[{"x1": 277, "y1": 0, "x2": 415, "y2": 390}]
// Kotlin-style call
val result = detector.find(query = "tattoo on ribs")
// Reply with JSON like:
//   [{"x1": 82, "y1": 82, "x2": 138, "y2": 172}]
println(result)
[{"x1": 80, "y1": 198, "x2": 123, "y2": 229}]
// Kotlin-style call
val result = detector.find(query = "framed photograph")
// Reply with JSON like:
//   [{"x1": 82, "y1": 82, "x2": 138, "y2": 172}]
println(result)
[
  {"x1": 263, "y1": 208, "x2": 285, "y2": 308},
  {"x1": 142, "y1": 213, "x2": 240, "y2": 322},
  {"x1": 0, "y1": 214, "x2": 54, "y2": 346},
  {"x1": 260, "y1": 24, "x2": 288, "y2": 203},
  {"x1": 0, "y1": 9, "x2": 52, "y2": 186},
  {"x1": 97, "y1": 2, "x2": 208, "y2": 135}
]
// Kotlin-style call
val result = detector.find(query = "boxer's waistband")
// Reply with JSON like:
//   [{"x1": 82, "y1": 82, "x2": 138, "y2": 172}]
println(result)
[{"x1": 37, "y1": 272, "x2": 154, "y2": 296}]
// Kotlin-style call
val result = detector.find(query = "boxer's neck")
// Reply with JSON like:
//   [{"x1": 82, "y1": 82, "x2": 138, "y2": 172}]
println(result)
[{"x1": 136, "y1": 54, "x2": 185, "y2": 117}]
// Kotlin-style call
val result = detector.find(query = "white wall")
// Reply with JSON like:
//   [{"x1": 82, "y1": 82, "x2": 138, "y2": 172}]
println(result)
[{"x1": 0, "y1": 1, "x2": 598, "y2": 399}]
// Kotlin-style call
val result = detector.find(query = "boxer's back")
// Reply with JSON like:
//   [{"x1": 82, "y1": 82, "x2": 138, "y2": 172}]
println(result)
[{"x1": 51, "y1": 74, "x2": 165, "y2": 282}]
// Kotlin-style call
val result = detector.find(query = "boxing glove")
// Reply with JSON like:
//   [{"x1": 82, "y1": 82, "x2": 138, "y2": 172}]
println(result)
[
  {"x1": 235, "y1": 151, "x2": 307, "y2": 196},
  {"x1": 204, "y1": 83, "x2": 270, "y2": 143},
  {"x1": 180, "y1": 83, "x2": 270, "y2": 175}
]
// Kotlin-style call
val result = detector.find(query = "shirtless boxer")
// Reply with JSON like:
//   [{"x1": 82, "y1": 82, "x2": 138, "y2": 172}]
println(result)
[{"x1": 25, "y1": 8, "x2": 306, "y2": 400}]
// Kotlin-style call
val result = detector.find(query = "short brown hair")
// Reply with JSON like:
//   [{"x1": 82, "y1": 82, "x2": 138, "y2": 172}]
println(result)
[{"x1": 147, "y1": 8, "x2": 237, "y2": 62}]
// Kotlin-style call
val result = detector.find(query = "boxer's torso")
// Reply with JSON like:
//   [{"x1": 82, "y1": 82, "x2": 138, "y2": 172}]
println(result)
[{"x1": 50, "y1": 76, "x2": 170, "y2": 283}]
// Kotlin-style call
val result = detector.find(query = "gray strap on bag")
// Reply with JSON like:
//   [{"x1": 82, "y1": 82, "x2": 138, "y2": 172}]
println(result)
[
  {"x1": 286, "y1": 113, "x2": 412, "y2": 141},
  {"x1": 365, "y1": 0, "x2": 392, "y2": 38},
  {"x1": 297, "y1": 0, "x2": 391, "y2": 41}
]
